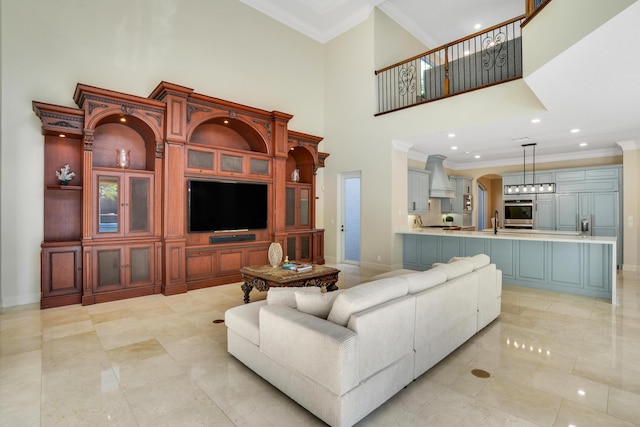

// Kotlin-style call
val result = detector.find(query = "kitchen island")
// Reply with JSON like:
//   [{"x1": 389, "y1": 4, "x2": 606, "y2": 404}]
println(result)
[{"x1": 398, "y1": 227, "x2": 617, "y2": 303}]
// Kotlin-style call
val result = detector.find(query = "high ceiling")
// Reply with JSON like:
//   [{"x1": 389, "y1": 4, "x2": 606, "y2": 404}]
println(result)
[{"x1": 240, "y1": 0, "x2": 640, "y2": 169}]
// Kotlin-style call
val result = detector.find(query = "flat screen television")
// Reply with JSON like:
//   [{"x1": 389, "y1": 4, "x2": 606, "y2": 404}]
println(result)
[{"x1": 188, "y1": 180, "x2": 268, "y2": 232}]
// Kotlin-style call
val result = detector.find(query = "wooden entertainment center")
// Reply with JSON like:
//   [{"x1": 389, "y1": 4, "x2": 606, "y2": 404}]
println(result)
[{"x1": 33, "y1": 81, "x2": 328, "y2": 308}]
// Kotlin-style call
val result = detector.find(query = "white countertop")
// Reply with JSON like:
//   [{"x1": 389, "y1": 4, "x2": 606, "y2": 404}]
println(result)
[{"x1": 397, "y1": 226, "x2": 617, "y2": 245}]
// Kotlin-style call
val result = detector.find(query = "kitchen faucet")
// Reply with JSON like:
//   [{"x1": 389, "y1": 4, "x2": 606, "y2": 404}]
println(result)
[{"x1": 494, "y1": 210, "x2": 499, "y2": 234}]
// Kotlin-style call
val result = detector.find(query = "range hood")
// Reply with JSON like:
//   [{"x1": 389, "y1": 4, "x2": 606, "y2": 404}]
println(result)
[{"x1": 425, "y1": 155, "x2": 455, "y2": 198}]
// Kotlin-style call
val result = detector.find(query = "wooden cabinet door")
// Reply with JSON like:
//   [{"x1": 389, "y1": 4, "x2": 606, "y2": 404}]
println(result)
[
  {"x1": 286, "y1": 234, "x2": 312, "y2": 262},
  {"x1": 126, "y1": 243, "x2": 155, "y2": 288},
  {"x1": 93, "y1": 245, "x2": 125, "y2": 292},
  {"x1": 41, "y1": 245, "x2": 82, "y2": 299},
  {"x1": 186, "y1": 250, "x2": 216, "y2": 283},
  {"x1": 93, "y1": 243, "x2": 154, "y2": 291}
]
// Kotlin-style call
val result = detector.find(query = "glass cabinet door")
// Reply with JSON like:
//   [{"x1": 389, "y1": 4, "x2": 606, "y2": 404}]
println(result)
[
  {"x1": 94, "y1": 170, "x2": 153, "y2": 238},
  {"x1": 299, "y1": 188, "x2": 310, "y2": 227},
  {"x1": 128, "y1": 175, "x2": 151, "y2": 234},
  {"x1": 285, "y1": 187, "x2": 296, "y2": 227},
  {"x1": 98, "y1": 174, "x2": 121, "y2": 234},
  {"x1": 285, "y1": 185, "x2": 312, "y2": 229}
]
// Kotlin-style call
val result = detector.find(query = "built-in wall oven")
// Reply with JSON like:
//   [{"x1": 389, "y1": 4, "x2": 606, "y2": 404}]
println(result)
[{"x1": 503, "y1": 199, "x2": 534, "y2": 228}]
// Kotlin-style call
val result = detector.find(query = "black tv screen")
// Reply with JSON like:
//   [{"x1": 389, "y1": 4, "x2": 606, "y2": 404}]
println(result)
[{"x1": 188, "y1": 180, "x2": 268, "y2": 232}]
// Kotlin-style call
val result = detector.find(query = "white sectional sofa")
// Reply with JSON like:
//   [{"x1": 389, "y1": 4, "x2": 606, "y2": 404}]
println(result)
[{"x1": 225, "y1": 254, "x2": 502, "y2": 427}]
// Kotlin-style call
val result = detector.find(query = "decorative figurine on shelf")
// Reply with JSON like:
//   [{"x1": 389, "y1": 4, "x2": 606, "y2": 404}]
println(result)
[{"x1": 55, "y1": 164, "x2": 75, "y2": 185}]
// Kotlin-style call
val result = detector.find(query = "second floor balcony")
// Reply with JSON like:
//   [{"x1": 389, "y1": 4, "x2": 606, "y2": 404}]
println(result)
[{"x1": 375, "y1": 15, "x2": 525, "y2": 115}]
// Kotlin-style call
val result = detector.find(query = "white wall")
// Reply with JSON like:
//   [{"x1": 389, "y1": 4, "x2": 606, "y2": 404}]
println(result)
[
  {"x1": 0, "y1": 0, "x2": 324, "y2": 307},
  {"x1": 523, "y1": 0, "x2": 635, "y2": 75}
]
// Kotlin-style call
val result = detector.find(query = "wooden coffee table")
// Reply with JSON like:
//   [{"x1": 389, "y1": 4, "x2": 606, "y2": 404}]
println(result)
[{"x1": 239, "y1": 264, "x2": 340, "y2": 303}]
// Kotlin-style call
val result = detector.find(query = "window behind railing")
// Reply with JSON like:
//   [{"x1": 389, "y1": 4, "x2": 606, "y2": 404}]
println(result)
[
  {"x1": 528, "y1": 0, "x2": 551, "y2": 16},
  {"x1": 375, "y1": 16, "x2": 525, "y2": 115}
]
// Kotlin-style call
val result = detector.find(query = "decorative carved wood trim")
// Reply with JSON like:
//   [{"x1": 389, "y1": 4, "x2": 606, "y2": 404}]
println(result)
[
  {"x1": 186, "y1": 104, "x2": 211, "y2": 123},
  {"x1": 32, "y1": 102, "x2": 85, "y2": 136},
  {"x1": 83, "y1": 129, "x2": 94, "y2": 151},
  {"x1": 252, "y1": 119, "x2": 272, "y2": 139}
]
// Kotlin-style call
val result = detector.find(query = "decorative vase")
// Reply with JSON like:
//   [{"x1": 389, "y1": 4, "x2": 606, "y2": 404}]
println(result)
[
  {"x1": 60, "y1": 180, "x2": 69, "y2": 186},
  {"x1": 268, "y1": 242, "x2": 283, "y2": 267},
  {"x1": 116, "y1": 149, "x2": 130, "y2": 169}
]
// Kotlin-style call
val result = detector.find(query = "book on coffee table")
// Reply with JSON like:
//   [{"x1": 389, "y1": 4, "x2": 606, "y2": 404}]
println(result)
[{"x1": 282, "y1": 263, "x2": 313, "y2": 273}]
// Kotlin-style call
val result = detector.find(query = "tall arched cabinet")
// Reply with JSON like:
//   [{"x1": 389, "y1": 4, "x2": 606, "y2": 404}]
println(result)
[{"x1": 34, "y1": 81, "x2": 327, "y2": 308}]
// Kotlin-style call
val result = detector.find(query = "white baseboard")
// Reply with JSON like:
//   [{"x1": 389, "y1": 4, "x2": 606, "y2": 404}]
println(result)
[{"x1": 1, "y1": 292, "x2": 40, "y2": 309}]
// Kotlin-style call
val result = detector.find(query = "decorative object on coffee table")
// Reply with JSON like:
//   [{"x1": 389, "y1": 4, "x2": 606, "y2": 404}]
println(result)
[{"x1": 268, "y1": 242, "x2": 283, "y2": 267}]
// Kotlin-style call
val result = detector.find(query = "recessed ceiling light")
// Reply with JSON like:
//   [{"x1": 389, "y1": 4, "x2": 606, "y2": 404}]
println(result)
[
  {"x1": 531, "y1": 118, "x2": 541, "y2": 124},
  {"x1": 474, "y1": 155, "x2": 481, "y2": 159},
  {"x1": 579, "y1": 142, "x2": 588, "y2": 147},
  {"x1": 451, "y1": 146, "x2": 458, "y2": 150},
  {"x1": 59, "y1": 134, "x2": 66, "y2": 138},
  {"x1": 512, "y1": 136, "x2": 529, "y2": 142},
  {"x1": 448, "y1": 133, "x2": 455, "y2": 138},
  {"x1": 474, "y1": 23, "x2": 481, "y2": 30},
  {"x1": 120, "y1": 117, "x2": 127, "y2": 123},
  {"x1": 571, "y1": 128, "x2": 580, "y2": 133},
  {"x1": 464, "y1": 151, "x2": 470, "y2": 154}
]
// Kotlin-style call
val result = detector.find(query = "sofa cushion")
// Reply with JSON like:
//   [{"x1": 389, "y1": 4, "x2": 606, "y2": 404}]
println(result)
[
  {"x1": 295, "y1": 290, "x2": 342, "y2": 319},
  {"x1": 327, "y1": 276, "x2": 409, "y2": 327},
  {"x1": 224, "y1": 300, "x2": 267, "y2": 345},
  {"x1": 266, "y1": 286, "x2": 320, "y2": 308},
  {"x1": 469, "y1": 254, "x2": 490, "y2": 269},
  {"x1": 370, "y1": 269, "x2": 417, "y2": 280},
  {"x1": 447, "y1": 254, "x2": 490, "y2": 270},
  {"x1": 432, "y1": 259, "x2": 474, "y2": 280},
  {"x1": 403, "y1": 267, "x2": 448, "y2": 294}
]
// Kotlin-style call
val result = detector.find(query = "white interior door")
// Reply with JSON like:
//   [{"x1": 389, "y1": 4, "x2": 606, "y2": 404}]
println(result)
[{"x1": 341, "y1": 172, "x2": 361, "y2": 264}]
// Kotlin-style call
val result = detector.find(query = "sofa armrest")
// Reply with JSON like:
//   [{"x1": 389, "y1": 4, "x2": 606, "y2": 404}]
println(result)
[{"x1": 259, "y1": 304, "x2": 359, "y2": 396}]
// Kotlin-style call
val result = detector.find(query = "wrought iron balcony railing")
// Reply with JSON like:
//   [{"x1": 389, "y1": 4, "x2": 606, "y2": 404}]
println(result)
[{"x1": 375, "y1": 16, "x2": 525, "y2": 115}]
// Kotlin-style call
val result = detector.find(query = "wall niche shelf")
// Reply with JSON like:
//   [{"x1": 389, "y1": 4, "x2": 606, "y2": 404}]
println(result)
[
  {"x1": 34, "y1": 81, "x2": 328, "y2": 308},
  {"x1": 46, "y1": 185, "x2": 82, "y2": 190}
]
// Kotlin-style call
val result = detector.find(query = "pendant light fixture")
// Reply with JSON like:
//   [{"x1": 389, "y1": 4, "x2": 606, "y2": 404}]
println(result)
[{"x1": 504, "y1": 143, "x2": 555, "y2": 195}]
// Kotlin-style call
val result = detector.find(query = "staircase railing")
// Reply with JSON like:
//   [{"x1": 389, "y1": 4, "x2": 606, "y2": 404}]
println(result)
[{"x1": 375, "y1": 15, "x2": 525, "y2": 115}]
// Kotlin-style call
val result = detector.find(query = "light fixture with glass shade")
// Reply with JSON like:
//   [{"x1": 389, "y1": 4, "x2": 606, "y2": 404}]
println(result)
[{"x1": 504, "y1": 143, "x2": 555, "y2": 195}]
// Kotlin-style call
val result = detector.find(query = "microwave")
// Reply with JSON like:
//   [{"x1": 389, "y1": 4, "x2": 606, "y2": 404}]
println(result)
[{"x1": 503, "y1": 199, "x2": 533, "y2": 228}]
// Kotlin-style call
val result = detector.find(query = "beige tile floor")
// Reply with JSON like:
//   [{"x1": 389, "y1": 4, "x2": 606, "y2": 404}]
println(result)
[{"x1": 2, "y1": 264, "x2": 640, "y2": 426}]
